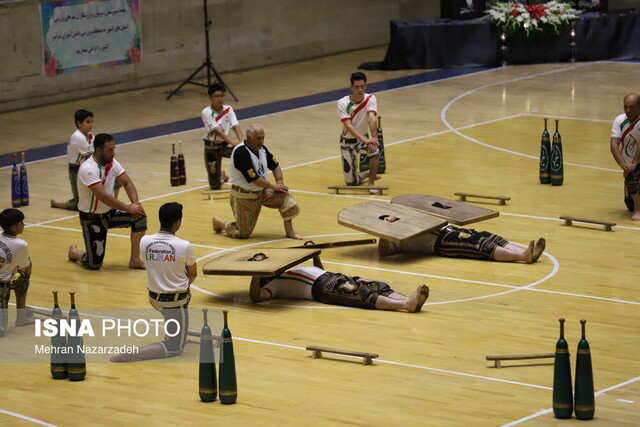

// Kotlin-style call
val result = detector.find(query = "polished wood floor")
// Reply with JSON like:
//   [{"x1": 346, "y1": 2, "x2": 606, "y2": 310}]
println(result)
[{"x1": 1, "y1": 49, "x2": 639, "y2": 426}]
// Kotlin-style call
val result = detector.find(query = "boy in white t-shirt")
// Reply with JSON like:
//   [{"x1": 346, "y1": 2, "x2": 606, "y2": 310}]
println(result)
[
  {"x1": 111, "y1": 202, "x2": 197, "y2": 362},
  {"x1": 0, "y1": 208, "x2": 34, "y2": 336},
  {"x1": 51, "y1": 109, "x2": 121, "y2": 210},
  {"x1": 50, "y1": 109, "x2": 94, "y2": 210}
]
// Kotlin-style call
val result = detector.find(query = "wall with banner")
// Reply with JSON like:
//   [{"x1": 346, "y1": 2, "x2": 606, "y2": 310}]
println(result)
[
  {"x1": 0, "y1": 0, "x2": 438, "y2": 112},
  {"x1": 40, "y1": 0, "x2": 142, "y2": 76}
]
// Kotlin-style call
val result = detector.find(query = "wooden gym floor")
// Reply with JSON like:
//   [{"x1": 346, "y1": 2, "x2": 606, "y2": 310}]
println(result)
[{"x1": 0, "y1": 47, "x2": 639, "y2": 426}]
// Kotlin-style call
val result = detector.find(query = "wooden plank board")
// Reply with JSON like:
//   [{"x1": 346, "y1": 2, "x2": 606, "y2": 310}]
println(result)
[
  {"x1": 391, "y1": 194, "x2": 499, "y2": 225},
  {"x1": 289, "y1": 239, "x2": 377, "y2": 249},
  {"x1": 328, "y1": 185, "x2": 388, "y2": 195},
  {"x1": 337, "y1": 201, "x2": 447, "y2": 243},
  {"x1": 202, "y1": 248, "x2": 320, "y2": 276}
]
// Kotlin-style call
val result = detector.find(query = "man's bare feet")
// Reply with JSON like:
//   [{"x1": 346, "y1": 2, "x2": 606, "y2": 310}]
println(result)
[
  {"x1": 15, "y1": 308, "x2": 36, "y2": 326},
  {"x1": 523, "y1": 240, "x2": 535, "y2": 264},
  {"x1": 68, "y1": 244, "x2": 80, "y2": 261},
  {"x1": 286, "y1": 232, "x2": 304, "y2": 240},
  {"x1": 50, "y1": 199, "x2": 63, "y2": 209},
  {"x1": 16, "y1": 316, "x2": 36, "y2": 326},
  {"x1": 378, "y1": 239, "x2": 400, "y2": 257},
  {"x1": 212, "y1": 216, "x2": 226, "y2": 233},
  {"x1": 220, "y1": 170, "x2": 230, "y2": 183},
  {"x1": 632, "y1": 212, "x2": 640, "y2": 220},
  {"x1": 405, "y1": 289, "x2": 422, "y2": 313},
  {"x1": 532, "y1": 238, "x2": 546, "y2": 263},
  {"x1": 415, "y1": 285, "x2": 430, "y2": 312},
  {"x1": 129, "y1": 259, "x2": 146, "y2": 270}
]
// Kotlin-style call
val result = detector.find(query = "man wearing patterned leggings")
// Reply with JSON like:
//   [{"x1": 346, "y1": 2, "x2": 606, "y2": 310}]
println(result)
[
  {"x1": 212, "y1": 124, "x2": 302, "y2": 240},
  {"x1": 378, "y1": 221, "x2": 545, "y2": 263},
  {"x1": 337, "y1": 72, "x2": 381, "y2": 195},
  {"x1": 249, "y1": 256, "x2": 429, "y2": 313}
]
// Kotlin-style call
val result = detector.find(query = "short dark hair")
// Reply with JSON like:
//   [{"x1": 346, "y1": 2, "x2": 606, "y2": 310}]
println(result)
[
  {"x1": 0, "y1": 208, "x2": 24, "y2": 232},
  {"x1": 159, "y1": 202, "x2": 183, "y2": 229},
  {"x1": 74, "y1": 109, "x2": 93, "y2": 127},
  {"x1": 93, "y1": 133, "x2": 114, "y2": 150},
  {"x1": 208, "y1": 84, "x2": 225, "y2": 96},
  {"x1": 350, "y1": 72, "x2": 367, "y2": 84}
]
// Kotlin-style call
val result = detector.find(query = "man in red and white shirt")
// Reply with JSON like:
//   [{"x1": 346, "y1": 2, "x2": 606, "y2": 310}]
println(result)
[
  {"x1": 610, "y1": 93, "x2": 640, "y2": 220},
  {"x1": 201, "y1": 84, "x2": 243, "y2": 189},
  {"x1": 337, "y1": 72, "x2": 381, "y2": 194},
  {"x1": 68, "y1": 133, "x2": 147, "y2": 270}
]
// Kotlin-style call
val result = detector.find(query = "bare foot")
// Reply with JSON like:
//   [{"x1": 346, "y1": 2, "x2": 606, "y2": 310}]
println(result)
[
  {"x1": 286, "y1": 232, "x2": 304, "y2": 240},
  {"x1": 110, "y1": 353, "x2": 131, "y2": 362},
  {"x1": 531, "y1": 238, "x2": 546, "y2": 263},
  {"x1": 415, "y1": 285, "x2": 430, "y2": 312},
  {"x1": 15, "y1": 315, "x2": 36, "y2": 327},
  {"x1": 523, "y1": 240, "x2": 535, "y2": 264},
  {"x1": 632, "y1": 212, "x2": 640, "y2": 220},
  {"x1": 368, "y1": 188, "x2": 380, "y2": 195},
  {"x1": 405, "y1": 289, "x2": 422, "y2": 313},
  {"x1": 212, "y1": 216, "x2": 226, "y2": 233},
  {"x1": 68, "y1": 244, "x2": 79, "y2": 261},
  {"x1": 129, "y1": 259, "x2": 146, "y2": 270},
  {"x1": 220, "y1": 170, "x2": 230, "y2": 183},
  {"x1": 378, "y1": 239, "x2": 400, "y2": 257}
]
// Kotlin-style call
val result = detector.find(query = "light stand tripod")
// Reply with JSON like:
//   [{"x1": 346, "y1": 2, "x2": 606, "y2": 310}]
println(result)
[{"x1": 166, "y1": 0, "x2": 238, "y2": 101}]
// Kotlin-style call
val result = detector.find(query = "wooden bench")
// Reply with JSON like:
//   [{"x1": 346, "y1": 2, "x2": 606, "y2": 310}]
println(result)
[
  {"x1": 560, "y1": 216, "x2": 616, "y2": 231},
  {"x1": 202, "y1": 190, "x2": 230, "y2": 200},
  {"x1": 454, "y1": 192, "x2": 511, "y2": 206},
  {"x1": 485, "y1": 353, "x2": 555, "y2": 368},
  {"x1": 328, "y1": 185, "x2": 388, "y2": 195},
  {"x1": 306, "y1": 345, "x2": 379, "y2": 366}
]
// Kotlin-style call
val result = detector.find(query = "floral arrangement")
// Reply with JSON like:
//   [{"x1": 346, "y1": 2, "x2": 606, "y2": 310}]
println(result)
[{"x1": 485, "y1": 1, "x2": 581, "y2": 38}]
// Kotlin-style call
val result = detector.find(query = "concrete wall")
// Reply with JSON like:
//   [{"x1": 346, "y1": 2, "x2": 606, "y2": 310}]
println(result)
[{"x1": 0, "y1": 0, "x2": 439, "y2": 112}]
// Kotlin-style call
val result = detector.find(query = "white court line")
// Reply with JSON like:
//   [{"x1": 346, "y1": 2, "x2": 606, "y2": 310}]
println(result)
[
  {"x1": 0, "y1": 409, "x2": 57, "y2": 426},
  {"x1": 440, "y1": 62, "x2": 622, "y2": 172},
  {"x1": 503, "y1": 376, "x2": 640, "y2": 426},
  {"x1": 525, "y1": 112, "x2": 612, "y2": 123}
]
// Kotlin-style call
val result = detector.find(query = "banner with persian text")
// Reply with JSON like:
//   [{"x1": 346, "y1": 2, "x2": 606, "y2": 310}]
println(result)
[{"x1": 40, "y1": 0, "x2": 141, "y2": 76}]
